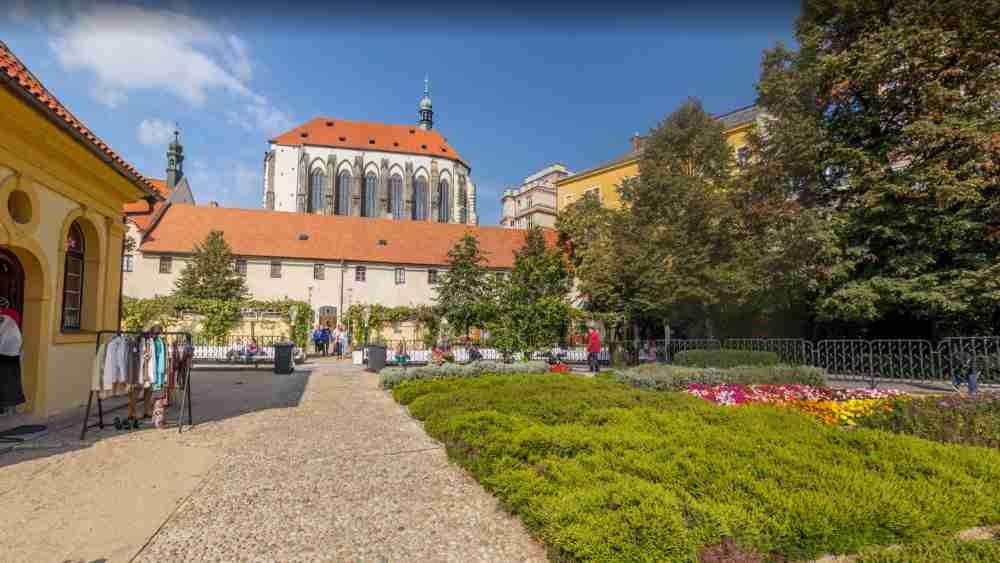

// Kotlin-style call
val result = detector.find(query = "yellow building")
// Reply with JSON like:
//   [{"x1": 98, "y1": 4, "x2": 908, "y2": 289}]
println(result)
[
  {"x1": 556, "y1": 105, "x2": 761, "y2": 211},
  {"x1": 0, "y1": 41, "x2": 159, "y2": 420}
]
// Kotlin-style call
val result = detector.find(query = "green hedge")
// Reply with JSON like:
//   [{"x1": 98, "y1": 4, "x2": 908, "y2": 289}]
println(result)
[
  {"x1": 856, "y1": 536, "x2": 1000, "y2": 562},
  {"x1": 674, "y1": 348, "x2": 779, "y2": 368},
  {"x1": 858, "y1": 393, "x2": 1000, "y2": 449},
  {"x1": 378, "y1": 360, "x2": 548, "y2": 389},
  {"x1": 394, "y1": 374, "x2": 1000, "y2": 561},
  {"x1": 609, "y1": 363, "x2": 826, "y2": 391}
]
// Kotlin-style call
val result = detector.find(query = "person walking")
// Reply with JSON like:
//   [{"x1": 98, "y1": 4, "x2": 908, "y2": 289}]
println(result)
[
  {"x1": 331, "y1": 325, "x2": 342, "y2": 358},
  {"x1": 320, "y1": 324, "x2": 331, "y2": 357},
  {"x1": 312, "y1": 325, "x2": 324, "y2": 357},
  {"x1": 587, "y1": 326, "x2": 602, "y2": 373},
  {"x1": 952, "y1": 351, "x2": 979, "y2": 396}
]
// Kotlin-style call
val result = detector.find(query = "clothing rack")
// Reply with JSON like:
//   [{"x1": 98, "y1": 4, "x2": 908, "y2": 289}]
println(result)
[{"x1": 80, "y1": 330, "x2": 194, "y2": 440}]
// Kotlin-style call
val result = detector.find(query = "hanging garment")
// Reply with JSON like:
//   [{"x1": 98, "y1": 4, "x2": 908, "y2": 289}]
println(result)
[
  {"x1": 0, "y1": 315, "x2": 21, "y2": 356},
  {"x1": 91, "y1": 339, "x2": 109, "y2": 391},
  {"x1": 126, "y1": 337, "x2": 142, "y2": 388},
  {"x1": 0, "y1": 316, "x2": 24, "y2": 408},
  {"x1": 153, "y1": 337, "x2": 166, "y2": 390},
  {"x1": 102, "y1": 335, "x2": 129, "y2": 390},
  {"x1": 143, "y1": 338, "x2": 155, "y2": 389},
  {"x1": 0, "y1": 307, "x2": 20, "y2": 328}
]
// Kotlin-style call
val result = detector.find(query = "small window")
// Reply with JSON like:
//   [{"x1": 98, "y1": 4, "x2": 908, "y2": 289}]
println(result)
[
  {"x1": 355, "y1": 266, "x2": 366, "y2": 282},
  {"x1": 270, "y1": 260, "x2": 282, "y2": 278},
  {"x1": 314, "y1": 263, "x2": 325, "y2": 280},
  {"x1": 428, "y1": 269, "x2": 438, "y2": 284},
  {"x1": 234, "y1": 258, "x2": 247, "y2": 276},
  {"x1": 159, "y1": 256, "x2": 172, "y2": 274},
  {"x1": 395, "y1": 267, "x2": 405, "y2": 285},
  {"x1": 122, "y1": 254, "x2": 134, "y2": 272}
]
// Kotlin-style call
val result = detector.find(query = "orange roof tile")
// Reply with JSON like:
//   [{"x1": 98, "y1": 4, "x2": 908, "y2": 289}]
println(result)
[
  {"x1": 140, "y1": 204, "x2": 554, "y2": 269},
  {"x1": 124, "y1": 178, "x2": 171, "y2": 216},
  {"x1": 271, "y1": 117, "x2": 468, "y2": 167},
  {"x1": 0, "y1": 40, "x2": 158, "y2": 199}
]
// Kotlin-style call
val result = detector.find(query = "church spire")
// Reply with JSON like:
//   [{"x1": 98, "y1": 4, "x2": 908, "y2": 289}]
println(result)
[
  {"x1": 418, "y1": 75, "x2": 433, "y2": 131},
  {"x1": 166, "y1": 124, "x2": 184, "y2": 189}
]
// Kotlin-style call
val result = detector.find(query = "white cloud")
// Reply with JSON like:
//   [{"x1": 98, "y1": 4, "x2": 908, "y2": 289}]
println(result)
[
  {"x1": 226, "y1": 102, "x2": 295, "y2": 137},
  {"x1": 136, "y1": 118, "x2": 176, "y2": 146},
  {"x1": 188, "y1": 159, "x2": 262, "y2": 207}
]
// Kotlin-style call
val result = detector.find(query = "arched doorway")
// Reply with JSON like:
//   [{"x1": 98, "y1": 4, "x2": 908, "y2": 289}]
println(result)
[{"x1": 0, "y1": 248, "x2": 23, "y2": 315}]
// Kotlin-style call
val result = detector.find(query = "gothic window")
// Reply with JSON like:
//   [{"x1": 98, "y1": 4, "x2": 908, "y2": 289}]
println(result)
[
  {"x1": 362, "y1": 172, "x2": 377, "y2": 217},
  {"x1": 389, "y1": 174, "x2": 404, "y2": 219},
  {"x1": 336, "y1": 171, "x2": 351, "y2": 215},
  {"x1": 308, "y1": 170, "x2": 325, "y2": 213},
  {"x1": 61, "y1": 222, "x2": 85, "y2": 331},
  {"x1": 413, "y1": 176, "x2": 428, "y2": 220},
  {"x1": 438, "y1": 178, "x2": 450, "y2": 222}
]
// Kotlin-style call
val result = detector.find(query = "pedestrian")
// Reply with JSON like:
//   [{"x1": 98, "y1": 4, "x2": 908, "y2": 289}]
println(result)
[
  {"x1": 340, "y1": 326, "x2": 350, "y2": 357},
  {"x1": 320, "y1": 324, "x2": 332, "y2": 356},
  {"x1": 587, "y1": 325, "x2": 601, "y2": 373},
  {"x1": 331, "y1": 325, "x2": 342, "y2": 358},
  {"x1": 952, "y1": 351, "x2": 979, "y2": 396},
  {"x1": 312, "y1": 324, "x2": 324, "y2": 356}
]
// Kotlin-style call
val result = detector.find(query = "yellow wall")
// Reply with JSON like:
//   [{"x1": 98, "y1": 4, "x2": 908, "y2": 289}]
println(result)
[
  {"x1": 0, "y1": 85, "x2": 147, "y2": 417},
  {"x1": 557, "y1": 123, "x2": 753, "y2": 212}
]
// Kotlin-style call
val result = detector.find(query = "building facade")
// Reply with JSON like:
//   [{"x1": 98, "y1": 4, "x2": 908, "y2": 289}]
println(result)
[
  {"x1": 556, "y1": 105, "x2": 763, "y2": 211},
  {"x1": 500, "y1": 163, "x2": 569, "y2": 229},
  {"x1": 264, "y1": 81, "x2": 478, "y2": 225},
  {"x1": 0, "y1": 41, "x2": 158, "y2": 418}
]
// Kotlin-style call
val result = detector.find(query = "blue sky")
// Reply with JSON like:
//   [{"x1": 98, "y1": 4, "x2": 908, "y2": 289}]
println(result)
[{"x1": 2, "y1": 1, "x2": 799, "y2": 224}]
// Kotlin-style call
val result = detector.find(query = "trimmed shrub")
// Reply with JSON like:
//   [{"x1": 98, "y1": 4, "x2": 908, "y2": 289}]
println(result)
[
  {"x1": 610, "y1": 363, "x2": 826, "y2": 392},
  {"x1": 674, "y1": 348, "x2": 779, "y2": 368},
  {"x1": 378, "y1": 360, "x2": 548, "y2": 389},
  {"x1": 394, "y1": 374, "x2": 1000, "y2": 561},
  {"x1": 855, "y1": 536, "x2": 1000, "y2": 563},
  {"x1": 858, "y1": 392, "x2": 1000, "y2": 449}
]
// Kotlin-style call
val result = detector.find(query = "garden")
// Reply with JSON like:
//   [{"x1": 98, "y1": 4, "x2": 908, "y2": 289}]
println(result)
[{"x1": 385, "y1": 356, "x2": 1000, "y2": 561}]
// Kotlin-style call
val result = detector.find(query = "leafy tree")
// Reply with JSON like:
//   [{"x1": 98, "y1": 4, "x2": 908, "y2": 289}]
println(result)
[
  {"x1": 750, "y1": 0, "x2": 1000, "y2": 334},
  {"x1": 434, "y1": 233, "x2": 492, "y2": 336},
  {"x1": 509, "y1": 226, "x2": 571, "y2": 302},
  {"x1": 173, "y1": 230, "x2": 248, "y2": 301}
]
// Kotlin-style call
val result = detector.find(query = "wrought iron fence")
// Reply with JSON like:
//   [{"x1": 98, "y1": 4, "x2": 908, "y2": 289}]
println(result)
[{"x1": 191, "y1": 334, "x2": 297, "y2": 364}]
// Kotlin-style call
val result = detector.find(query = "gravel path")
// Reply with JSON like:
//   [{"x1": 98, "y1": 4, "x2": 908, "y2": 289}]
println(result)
[{"x1": 135, "y1": 363, "x2": 547, "y2": 562}]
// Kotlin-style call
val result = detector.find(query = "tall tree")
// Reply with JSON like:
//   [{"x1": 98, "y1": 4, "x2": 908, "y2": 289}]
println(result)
[
  {"x1": 173, "y1": 230, "x2": 248, "y2": 301},
  {"x1": 508, "y1": 226, "x2": 571, "y2": 302},
  {"x1": 434, "y1": 233, "x2": 491, "y2": 336},
  {"x1": 751, "y1": 0, "x2": 1000, "y2": 334}
]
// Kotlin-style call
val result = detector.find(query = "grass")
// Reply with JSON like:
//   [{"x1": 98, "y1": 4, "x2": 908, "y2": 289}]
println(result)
[
  {"x1": 858, "y1": 393, "x2": 1000, "y2": 449},
  {"x1": 855, "y1": 535, "x2": 1000, "y2": 562},
  {"x1": 393, "y1": 374, "x2": 1000, "y2": 562}
]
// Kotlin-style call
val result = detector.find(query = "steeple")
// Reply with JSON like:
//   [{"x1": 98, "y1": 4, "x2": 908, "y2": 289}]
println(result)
[
  {"x1": 417, "y1": 76, "x2": 433, "y2": 131},
  {"x1": 166, "y1": 125, "x2": 184, "y2": 189}
]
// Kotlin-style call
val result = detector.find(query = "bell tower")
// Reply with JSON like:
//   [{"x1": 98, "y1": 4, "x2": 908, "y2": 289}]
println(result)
[
  {"x1": 417, "y1": 76, "x2": 433, "y2": 131},
  {"x1": 166, "y1": 126, "x2": 184, "y2": 189}
]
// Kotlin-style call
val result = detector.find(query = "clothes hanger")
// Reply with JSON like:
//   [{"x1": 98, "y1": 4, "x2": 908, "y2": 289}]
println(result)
[{"x1": 0, "y1": 297, "x2": 9, "y2": 308}]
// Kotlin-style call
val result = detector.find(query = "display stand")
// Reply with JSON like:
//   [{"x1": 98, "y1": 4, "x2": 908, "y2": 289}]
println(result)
[{"x1": 80, "y1": 330, "x2": 194, "y2": 440}]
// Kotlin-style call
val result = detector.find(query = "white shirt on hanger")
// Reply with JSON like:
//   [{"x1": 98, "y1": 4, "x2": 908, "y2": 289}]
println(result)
[{"x1": 0, "y1": 315, "x2": 21, "y2": 357}]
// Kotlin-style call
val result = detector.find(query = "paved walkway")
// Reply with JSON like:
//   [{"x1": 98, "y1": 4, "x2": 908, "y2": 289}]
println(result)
[{"x1": 0, "y1": 363, "x2": 546, "y2": 562}]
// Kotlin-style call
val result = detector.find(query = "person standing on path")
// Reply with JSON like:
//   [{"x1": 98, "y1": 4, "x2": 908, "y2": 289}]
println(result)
[
  {"x1": 587, "y1": 326, "x2": 601, "y2": 373},
  {"x1": 952, "y1": 351, "x2": 979, "y2": 396},
  {"x1": 312, "y1": 325, "x2": 324, "y2": 357},
  {"x1": 320, "y1": 324, "x2": 331, "y2": 357}
]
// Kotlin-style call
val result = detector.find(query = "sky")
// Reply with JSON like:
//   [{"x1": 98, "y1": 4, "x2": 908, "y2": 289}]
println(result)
[{"x1": 1, "y1": 1, "x2": 800, "y2": 225}]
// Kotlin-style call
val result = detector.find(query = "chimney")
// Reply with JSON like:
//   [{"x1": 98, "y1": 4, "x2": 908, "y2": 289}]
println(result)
[{"x1": 631, "y1": 132, "x2": 645, "y2": 152}]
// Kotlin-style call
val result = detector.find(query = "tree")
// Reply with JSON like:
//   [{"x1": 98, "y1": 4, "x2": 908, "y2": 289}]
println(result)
[
  {"x1": 433, "y1": 233, "x2": 491, "y2": 336},
  {"x1": 173, "y1": 230, "x2": 248, "y2": 301},
  {"x1": 509, "y1": 226, "x2": 571, "y2": 302},
  {"x1": 751, "y1": 0, "x2": 1000, "y2": 335}
]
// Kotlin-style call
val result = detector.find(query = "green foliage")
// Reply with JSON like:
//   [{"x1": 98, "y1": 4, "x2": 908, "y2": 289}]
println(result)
[
  {"x1": 434, "y1": 233, "x2": 492, "y2": 336},
  {"x1": 509, "y1": 226, "x2": 571, "y2": 302},
  {"x1": 855, "y1": 535, "x2": 1000, "y2": 563},
  {"x1": 609, "y1": 363, "x2": 827, "y2": 392},
  {"x1": 394, "y1": 375, "x2": 1000, "y2": 561},
  {"x1": 173, "y1": 230, "x2": 248, "y2": 301},
  {"x1": 858, "y1": 393, "x2": 1000, "y2": 449},
  {"x1": 378, "y1": 361, "x2": 549, "y2": 389},
  {"x1": 673, "y1": 349, "x2": 779, "y2": 368},
  {"x1": 342, "y1": 303, "x2": 439, "y2": 346},
  {"x1": 121, "y1": 295, "x2": 176, "y2": 332}
]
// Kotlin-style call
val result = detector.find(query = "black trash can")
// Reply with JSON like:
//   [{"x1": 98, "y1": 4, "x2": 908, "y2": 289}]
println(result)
[
  {"x1": 366, "y1": 345, "x2": 387, "y2": 372},
  {"x1": 274, "y1": 342, "x2": 295, "y2": 374}
]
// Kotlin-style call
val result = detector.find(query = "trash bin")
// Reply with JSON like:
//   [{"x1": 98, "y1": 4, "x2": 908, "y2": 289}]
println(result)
[
  {"x1": 366, "y1": 345, "x2": 387, "y2": 372},
  {"x1": 274, "y1": 342, "x2": 295, "y2": 374}
]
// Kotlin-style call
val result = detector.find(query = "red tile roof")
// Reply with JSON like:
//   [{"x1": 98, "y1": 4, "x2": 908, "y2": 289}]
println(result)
[
  {"x1": 125, "y1": 178, "x2": 171, "y2": 231},
  {"x1": 140, "y1": 204, "x2": 554, "y2": 268},
  {"x1": 0, "y1": 40, "x2": 157, "y2": 199},
  {"x1": 271, "y1": 117, "x2": 468, "y2": 167}
]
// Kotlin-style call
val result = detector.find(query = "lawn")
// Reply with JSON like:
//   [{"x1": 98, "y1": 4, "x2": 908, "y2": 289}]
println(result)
[{"x1": 393, "y1": 374, "x2": 1000, "y2": 562}]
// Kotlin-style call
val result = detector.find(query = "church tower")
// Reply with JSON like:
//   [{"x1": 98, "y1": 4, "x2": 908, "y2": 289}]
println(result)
[
  {"x1": 417, "y1": 76, "x2": 433, "y2": 131},
  {"x1": 166, "y1": 128, "x2": 184, "y2": 189}
]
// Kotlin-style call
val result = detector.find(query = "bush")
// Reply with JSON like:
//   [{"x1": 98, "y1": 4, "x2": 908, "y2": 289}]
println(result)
[
  {"x1": 378, "y1": 360, "x2": 548, "y2": 389},
  {"x1": 858, "y1": 393, "x2": 1000, "y2": 449},
  {"x1": 674, "y1": 348, "x2": 779, "y2": 368},
  {"x1": 393, "y1": 374, "x2": 1000, "y2": 561},
  {"x1": 609, "y1": 363, "x2": 827, "y2": 392}
]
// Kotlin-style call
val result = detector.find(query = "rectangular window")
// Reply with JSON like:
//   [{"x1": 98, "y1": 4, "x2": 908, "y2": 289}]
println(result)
[
  {"x1": 428, "y1": 269, "x2": 438, "y2": 284},
  {"x1": 159, "y1": 256, "x2": 172, "y2": 274},
  {"x1": 62, "y1": 255, "x2": 83, "y2": 330},
  {"x1": 395, "y1": 267, "x2": 405, "y2": 285},
  {"x1": 122, "y1": 254, "x2": 134, "y2": 272},
  {"x1": 270, "y1": 260, "x2": 282, "y2": 278},
  {"x1": 313, "y1": 263, "x2": 325, "y2": 280},
  {"x1": 234, "y1": 258, "x2": 247, "y2": 276},
  {"x1": 393, "y1": 321, "x2": 402, "y2": 334},
  {"x1": 355, "y1": 266, "x2": 366, "y2": 282}
]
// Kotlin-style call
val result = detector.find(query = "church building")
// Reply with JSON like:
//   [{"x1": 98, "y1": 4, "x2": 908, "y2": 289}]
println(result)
[{"x1": 263, "y1": 80, "x2": 478, "y2": 225}]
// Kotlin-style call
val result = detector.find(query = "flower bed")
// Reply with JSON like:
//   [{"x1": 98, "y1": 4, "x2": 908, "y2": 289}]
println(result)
[{"x1": 686, "y1": 383, "x2": 905, "y2": 425}]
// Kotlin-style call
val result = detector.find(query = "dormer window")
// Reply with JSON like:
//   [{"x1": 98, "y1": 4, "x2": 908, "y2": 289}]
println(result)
[{"x1": 338, "y1": 136, "x2": 346, "y2": 142}]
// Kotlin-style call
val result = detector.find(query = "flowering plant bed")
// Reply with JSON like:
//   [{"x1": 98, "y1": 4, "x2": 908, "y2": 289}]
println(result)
[{"x1": 687, "y1": 384, "x2": 905, "y2": 425}]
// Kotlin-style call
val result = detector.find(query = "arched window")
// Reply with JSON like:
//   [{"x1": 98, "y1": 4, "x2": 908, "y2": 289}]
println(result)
[
  {"x1": 438, "y1": 178, "x2": 450, "y2": 223},
  {"x1": 336, "y1": 171, "x2": 351, "y2": 215},
  {"x1": 362, "y1": 172, "x2": 378, "y2": 217},
  {"x1": 413, "y1": 176, "x2": 428, "y2": 220},
  {"x1": 389, "y1": 174, "x2": 404, "y2": 219},
  {"x1": 308, "y1": 169, "x2": 325, "y2": 213},
  {"x1": 61, "y1": 221, "x2": 85, "y2": 331}
]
